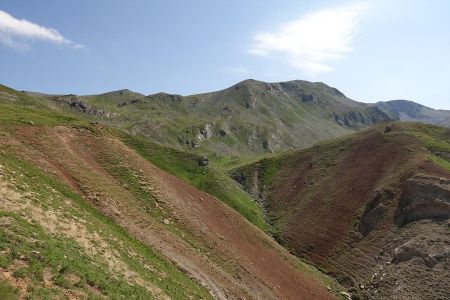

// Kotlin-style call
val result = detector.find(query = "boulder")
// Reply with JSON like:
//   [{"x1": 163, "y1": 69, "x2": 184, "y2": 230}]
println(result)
[
  {"x1": 198, "y1": 156, "x2": 209, "y2": 166},
  {"x1": 340, "y1": 291, "x2": 352, "y2": 300}
]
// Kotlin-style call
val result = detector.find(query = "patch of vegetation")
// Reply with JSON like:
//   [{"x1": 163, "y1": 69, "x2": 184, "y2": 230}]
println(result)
[
  {"x1": 0, "y1": 280, "x2": 18, "y2": 300},
  {"x1": 0, "y1": 211, "x2": 153, "y2": 299},
  {"x1": 429, "y1": 155, "x2": 450, "y2": 171},
  {"x1": 211, "y1": 153, "x2": 270, "y2": 171},
  {"x1": 406, "y1": 123, "x2": 450, "y2": 169}
]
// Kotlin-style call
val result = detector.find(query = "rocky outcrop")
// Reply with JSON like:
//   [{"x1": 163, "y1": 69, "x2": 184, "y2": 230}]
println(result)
[
  {"x1": 52, "y1": 95, "x2": 114, "y2": 117},
  {"x1": 192, "y1": 124, "x2": 215, "y2": 148},
  {"x1": 0, "y1": 90, "x2": 19, "y2": 102},
  {"x1": 300, "y1": 93, "x2": 314, "y2": 102},
  {"x1": 332, "y1": 107, "x2": 391, "y2": 129},
  {"x1": 355, "y1": 220, "x2": 450, "y2": 299},
  {"x1": 146, "y1": 92, "x2": 182, "y2": 102},
  {"x1": 200, "y1": 124, "x2": 213, "y2": 139},
  {"x1": 395, "y1": 175, "x2": 450, "y2": 226},
  {"x1": 198, "y1": 156, "x2": 209, "y2": 166}
]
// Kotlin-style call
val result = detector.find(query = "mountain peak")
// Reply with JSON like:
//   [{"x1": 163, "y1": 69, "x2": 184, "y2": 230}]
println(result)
[
  {"x1": 229, "y1": 79, "x2": 347, "y2": 98},
  {"x1": 374, "y1": 99, "x2": 450, "y2": 124},
  {"x1": 99, "y1": 88, "x2": 142, "y2": 97},
  {"x1": 382, "y1": 99, "x2": 426, "y2": 107}
]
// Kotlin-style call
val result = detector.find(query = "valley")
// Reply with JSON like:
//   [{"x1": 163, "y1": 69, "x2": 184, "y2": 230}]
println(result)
[{"x1": 0, "y1": 80, "x2": 449, "y2": 299}]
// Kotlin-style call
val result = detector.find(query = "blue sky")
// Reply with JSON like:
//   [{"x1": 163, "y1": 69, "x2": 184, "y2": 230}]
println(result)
[{"x1": 0, "y1": 0, "x2": 449, "y2": 109}]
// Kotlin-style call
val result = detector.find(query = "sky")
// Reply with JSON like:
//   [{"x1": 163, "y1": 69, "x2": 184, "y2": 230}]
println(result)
[{"x1": 0, "y1": 0, "x2": 449, "y2": 109}]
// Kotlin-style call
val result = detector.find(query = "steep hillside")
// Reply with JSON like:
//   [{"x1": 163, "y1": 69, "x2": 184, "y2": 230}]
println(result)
[
  {"x1": 375, "y1": 100, "x2": 450, "y2": 127},
  {"x1": 4, "y1": 84, "x2": 266, "y2": 231},
  {"x1": 232, "y1": 122, "x2": 450, "y2": 299},
  {"x1": 20, "y1": 80, "x2": 392, "y2": 157},
  {"x1": 0, "y1": 103, "x2": 341, "y2": 299}
]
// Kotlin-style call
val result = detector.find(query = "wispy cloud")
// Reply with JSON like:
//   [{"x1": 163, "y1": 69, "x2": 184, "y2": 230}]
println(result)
[
  {"x1": 248, "y1": 3, "x2": 368, "y2": 76},
  {"x1": 0, "y1": 10, "x2": 84, "y2": 50}
]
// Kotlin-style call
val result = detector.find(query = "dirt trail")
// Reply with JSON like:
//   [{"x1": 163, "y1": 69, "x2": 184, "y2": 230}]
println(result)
[{"x1": 10, "y1": 125, "x2": 334, "y2": 299}]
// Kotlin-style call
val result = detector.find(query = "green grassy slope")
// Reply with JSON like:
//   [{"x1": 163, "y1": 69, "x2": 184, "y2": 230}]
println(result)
[{"x1": 0, "y1": 85, "x2": 90, "y2": 128}]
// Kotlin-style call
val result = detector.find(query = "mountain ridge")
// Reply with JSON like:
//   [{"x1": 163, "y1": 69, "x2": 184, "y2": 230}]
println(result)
[
  {"x1": 5, "y1": 80, "x2": 450, "y2": 159},
  {"x1": 9, "y1": 79, "x2": 394, "y2": 157}
]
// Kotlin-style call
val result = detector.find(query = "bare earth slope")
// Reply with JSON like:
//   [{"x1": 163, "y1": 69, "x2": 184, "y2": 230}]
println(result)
[
  {"x1": 0, "y1": 122, "x2": 338, "y2": 299},
  {"x1": 232, "y1": 123, "x2": 450, "y2": 299}
]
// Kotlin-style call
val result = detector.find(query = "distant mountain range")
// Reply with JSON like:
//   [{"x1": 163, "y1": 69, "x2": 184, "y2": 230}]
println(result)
[{"x1": 374, "y1": 99, "x2": 450, "y2": 127}]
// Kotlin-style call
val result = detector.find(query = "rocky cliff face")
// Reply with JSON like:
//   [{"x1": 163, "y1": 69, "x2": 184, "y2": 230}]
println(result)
[{"x1": 332, "y1": 107, "x2": 391, "y2": 129}]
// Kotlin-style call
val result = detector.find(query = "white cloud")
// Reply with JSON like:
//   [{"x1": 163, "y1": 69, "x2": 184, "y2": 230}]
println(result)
[
  {"x1": 248, "y1": 3, "x2": 368, "y2": 76},
  {"x1": 0, "y1": 10, "x2": 84, "y2": 49}
]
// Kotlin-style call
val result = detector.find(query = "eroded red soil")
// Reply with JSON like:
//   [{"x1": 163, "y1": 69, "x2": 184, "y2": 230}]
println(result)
[{"x1": 10, "y1": 125, "x2": 335, "y2": 300}]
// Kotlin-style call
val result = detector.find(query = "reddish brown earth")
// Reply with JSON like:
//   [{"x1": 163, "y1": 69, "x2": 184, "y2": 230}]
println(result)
[
  {"x1": 233, "y1": 123, "x2": 450, "y2": 299},
  {"x1": 4, "y1": 125, "x2": 336, "y2": 300}
]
